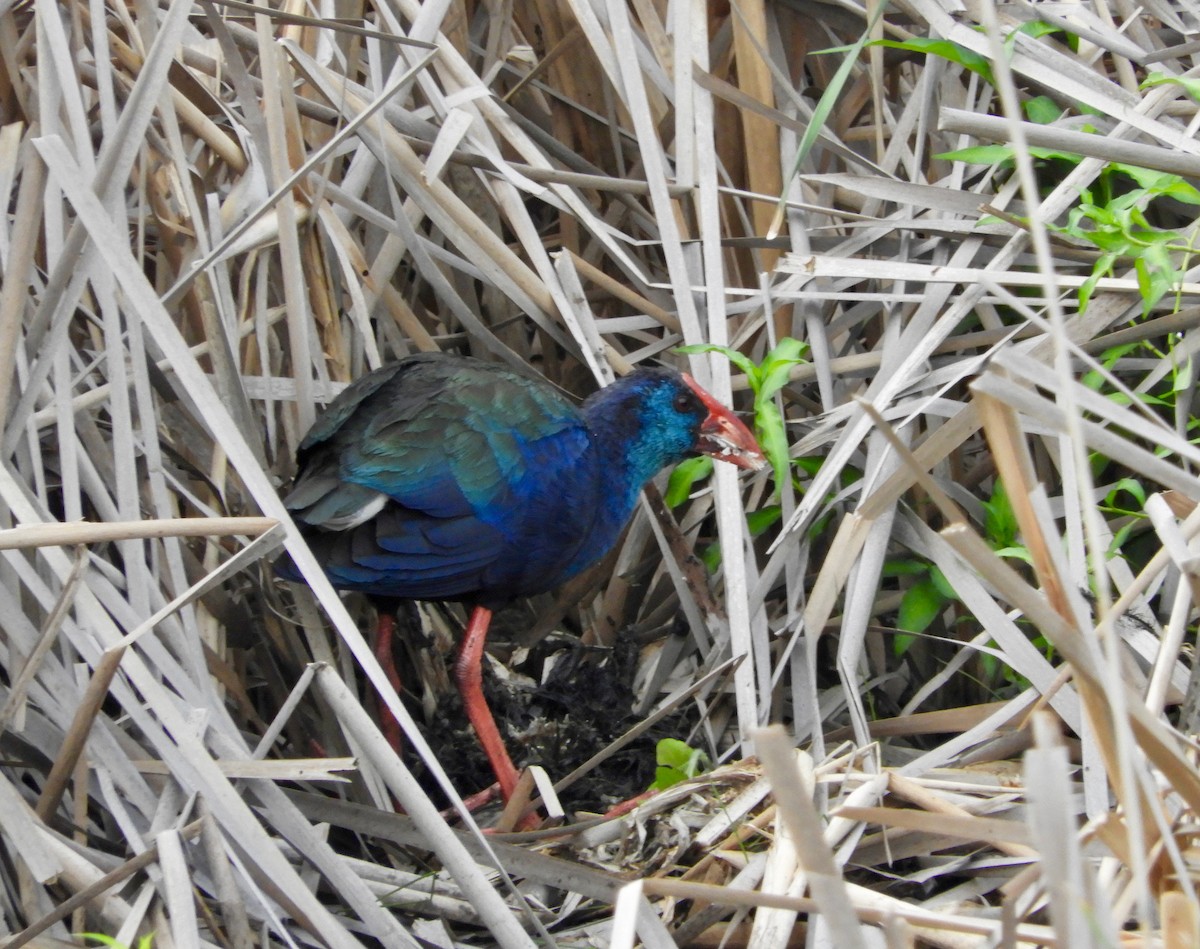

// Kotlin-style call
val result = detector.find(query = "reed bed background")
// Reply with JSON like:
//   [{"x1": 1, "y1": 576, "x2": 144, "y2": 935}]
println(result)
[{"x1": 1, "y1": 0, "x2": 1199, "y2": 946}]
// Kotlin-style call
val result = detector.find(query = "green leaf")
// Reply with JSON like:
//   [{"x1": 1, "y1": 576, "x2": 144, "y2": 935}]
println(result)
[
  {"x1": 930, "y1": 565, "x2": 957, "y2": 601},
  {"x1": 936, "y1": 144, "x2": 1015, "y2": 165},
  {"x1": 793, "y1": 455, "x2": 824, "y2": 477},
  {"x1": 1135, "y1": 254, "x2": 1174, "y2": 315},
  {"x1": 757, "y1": 339, "x2": 809, "y2": 402},
  {"x1": 1106, "y1": 477, "x2": 1146, "y2": 510},
  {"x1": 1108, "y1": 163, "x2": 1200, "y2": 204},
  {"x1": 754, "y1": 341, "x2": 808, "y2": 491},
  {"x1": 1108, "y1": 163, "x2": 1164, "y2": 191},
  {"x1": 1028, "y1": 146, "x2": 1088, "y2": 163},
  {"x1": 768, "y1": 336, "x2": 809, "y2": 363},
  {"x1": 747, "y1": 506, "x2": 783, "y2": 535},
  {"x1": 675, "y1": 342, "x2": 758, "y2": 379},
  {"x1": 650, "y1": 738, "x2": 709, "y2": 790},
  {"x1": 883, "y1": 558, "x2": 932, "y2": 578},
  {"x1": 1108, "y1": 522, "x2": 1135, "y2": 558},
  {"x1": 1100, "y1": 342, "x2": 1141, "y2": 368},
  {"x1": 1172, "y1": 358, "x2": 1192, "y2": 393},
  {"x1": 81, "y1": 937, "x2": 155, "y2": 949},
  {"x1": 683, "y1": 339, "x2": 807, "y2": 497},
  {"x1": 897, "y1": 577, "x2": 949, "y2": 634},
  {"x1": 657, "y1": 737, "x2": 700, "y2": 771},
  {"x1": 1152, "y1": 178, "x2": 1200, "y2": 205},
  {"x1": 1001, "y1": 19, "x2": 1065, "y2": 56},
  {"x1": 867, "y1": 37, "x2": 994, "y2": 83},
  {"x1": 1014, "y1": 20, "x2": 1068, "y2": 41},
  {"x1": 1141, "y1": 71, "x2": 1200, "y2": 103},
  {"x1": 755, "y1": 400, "x2": 791, "y2": 491},
  {"x1": 665, "y1": 456, "x2": 713, "y2": 507},
  {"x1": 1023, "y1": 95, "x2": 1062, "y2": 124},
  {"x1": 936, "y1": 144, "x2": 1083, "y2": 166},
  {"x1": 1078, "y1": 252, "x2": 1117, "y2": 312},
  {"x1": 1084, "y1": 226, "x2": 1136, "y2": 254},
  {"x1": 982, "y1": 480, "x2": 1019, "y2": 548}
]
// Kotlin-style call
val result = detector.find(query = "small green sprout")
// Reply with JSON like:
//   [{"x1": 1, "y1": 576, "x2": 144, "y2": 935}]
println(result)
[{"x1": 649, "y1": 738, "x2": 709, "y2": 791}]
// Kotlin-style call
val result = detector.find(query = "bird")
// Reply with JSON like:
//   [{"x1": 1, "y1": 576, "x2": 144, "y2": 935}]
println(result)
[{"x1": 277, "y1": 353, "x2": 764, "y2": 804}]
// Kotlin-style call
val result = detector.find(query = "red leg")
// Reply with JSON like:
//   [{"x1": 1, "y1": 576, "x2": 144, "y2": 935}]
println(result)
[
  {"x1": 454, "y1": 606, "x2": 521, "y2": 801},
  {"x1": 373, "y1": 611, "x2": 404, "y2": 755}
]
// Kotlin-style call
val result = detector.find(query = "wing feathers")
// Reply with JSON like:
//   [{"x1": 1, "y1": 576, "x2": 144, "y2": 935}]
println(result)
[{"x1": 282, "y1": 355, "x2": 591, "y2": 600}]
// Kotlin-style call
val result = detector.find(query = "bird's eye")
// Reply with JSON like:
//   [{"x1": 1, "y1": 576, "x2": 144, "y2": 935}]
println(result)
[{"x1": 673, "y1": 392, "x2": 694, "y2": 412}]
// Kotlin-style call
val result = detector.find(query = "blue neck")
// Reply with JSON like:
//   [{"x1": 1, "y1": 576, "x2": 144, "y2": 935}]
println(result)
[
  {"x1": 584, "y1": 383, "x2": 682, "y2": 517},
  {"x1": 555, "y1": 381, "x2": 688, "y2": 578}
]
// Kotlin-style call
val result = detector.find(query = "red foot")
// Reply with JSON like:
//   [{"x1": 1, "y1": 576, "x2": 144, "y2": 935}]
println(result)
[
  {"x1": 603, "y1": 789, "x2": 657, "y2": 819},
  {"x1": 374, "y1": 604, "x2": 540, "y2": 828},
  {"x1": 454, "y1": 606, "x2": 523, "y2": 801},
  {"x1": 438, "y1": 780, "x2": 541, "y2": 832},
  {"x1": 373, "y1": 612, "x2": 404, "y2": 755}
]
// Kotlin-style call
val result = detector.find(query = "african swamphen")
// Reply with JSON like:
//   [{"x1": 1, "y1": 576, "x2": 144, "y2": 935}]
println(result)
[{"x1": 278, "y1": 353, "x2": 763, "y2": 801}]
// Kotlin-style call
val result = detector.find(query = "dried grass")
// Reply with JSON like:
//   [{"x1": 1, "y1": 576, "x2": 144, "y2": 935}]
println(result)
[{"x1": 1, "y1": 0, "x2": 1199, "y2": 946}]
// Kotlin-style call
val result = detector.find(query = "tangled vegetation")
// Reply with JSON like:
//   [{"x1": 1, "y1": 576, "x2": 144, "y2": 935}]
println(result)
[{"x1": 0, "y1": 0, "x2": 1198, "y2": 946}]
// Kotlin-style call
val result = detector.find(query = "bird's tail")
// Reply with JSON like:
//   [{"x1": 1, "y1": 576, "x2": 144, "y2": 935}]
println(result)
[{"x1": 272, "y1": 529, "x2": 337, "y2": 585}]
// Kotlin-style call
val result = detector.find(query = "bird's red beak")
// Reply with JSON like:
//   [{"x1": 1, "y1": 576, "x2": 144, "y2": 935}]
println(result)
[{"x1": 683, "y1": 373, "x2": 766, "y2": 471}]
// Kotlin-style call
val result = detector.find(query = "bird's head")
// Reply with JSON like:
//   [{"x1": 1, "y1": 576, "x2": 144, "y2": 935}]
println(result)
[
  {"x1": 587, "y1": 367, "x2": 765, "y2": 478},
  {"x1": 678, "y1": 372, "x2": 768, "y2": 471}
]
